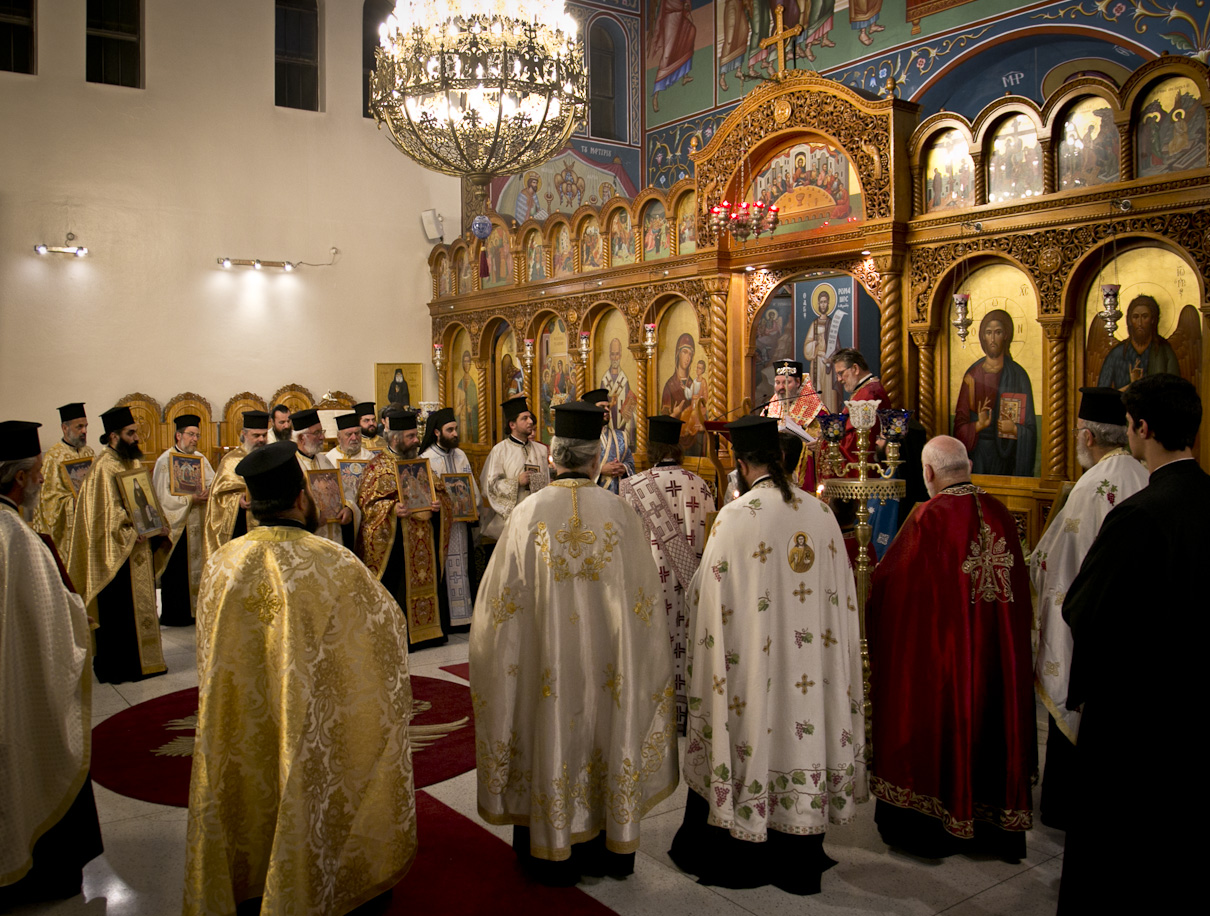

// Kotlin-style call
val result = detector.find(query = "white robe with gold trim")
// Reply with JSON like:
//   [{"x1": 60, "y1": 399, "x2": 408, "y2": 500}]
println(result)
[
  {"x1": 479, "y1": 436, "x2": 548, "y2": 540},
  {"x1": 152, "y1": 447, "x2": 216, "y2": 614}
]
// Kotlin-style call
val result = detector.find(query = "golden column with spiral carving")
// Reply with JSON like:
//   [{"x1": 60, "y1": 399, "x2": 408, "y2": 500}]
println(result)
[
  {"x1": 1042, "y1": 322, "x2": 1070, "y2": 479},
  {"x1": 436, "y1": 342, "x2": 447, "y2": 407},
  {"x1": 1118, "y1": 123, "x2": 1134, "y2": 182},
  {"x1": 1041, "y1": 138, "x2": 1056, "y2": 194},
  {"x1": 473, "y1": 359, "x2": 489, "y2": 445},
  {"x1": 873, "y1": 258, "x2": 903, "y2": 410},
  {"x1": 972, "y1": 153, "x2": 986, "y2": 205},
  {"x1": 703, "y1": 276, "x2": 730, "y2": 425},
  {"x1": 629, "y1": 343, "x2": 649, "y2": 463},
  {"x1": 910, "y1": 329, "x2": 938, "y2": 435}
]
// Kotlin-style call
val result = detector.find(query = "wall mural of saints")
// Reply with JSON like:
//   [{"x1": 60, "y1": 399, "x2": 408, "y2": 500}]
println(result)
[
  {"x1": 450, "y1": 327, "x2": 479, "y2": 444},
  {"x1": 455, "y1": 250, "x2": 473, "y2": 293},
  {"x1": 553, "y1": 224, "x2": 575, "y2": 277},
  {"x1": 1058, "y1": 96, "x2": 1119, "y2": 191},
  {"x1": 494, "y1": 323, "x2": 525, "y2": 416},
  {"x1": 924, "y1": 128, "x2": 975, "y2": 212},
  {"x1": 538, "y1": 316, "x2": 575, "y2": 443},
  {"x1": 1084, "y1": 247, "x2": 1202, "y2": 392},
  {"x1": 676, "y1": 192, "x2": 697, "y2": 254},
  {"x1": 948, "y1": 264, "x2": 1042, "y2": 478},
  {"x1": 581, "y1": 217, "x2": 604, "y2": 270},
  {"x1": 1137, "y1": 77, "x2": 1207, "y2": 178},
  {"x1": 987, "y1": 114, "x2": 1043, "y2": 204},
  {"x1": 481, "y1": 228, "x2": 514, "y2": 289},
  {"x1": 795, "y1": 280, "x2": 850, "y2": 415},
  {"x1": 746, "y1": 137, "x2": 863, "y2": 235},
  {"x1": 493, "y1": 149, "x2": 640, "y2": 222},
  {"x1": 609, "y1": 209, "x2": 636, "y2": 265},
  {"x1": 641, "y1": 201, "x2": 670, "y2": 259},
  {"x1": 593, "y1": 309, "x2": 641, "y2": 451},
  {"x1": 657, "y1": 298, "x2": 706, "y2": 457}
]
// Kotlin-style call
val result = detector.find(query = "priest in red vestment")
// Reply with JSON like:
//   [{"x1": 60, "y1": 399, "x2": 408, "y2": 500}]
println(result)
[
  {"x1": 866, "y1": 435, "x2": 1035, "y2": 860},
  {"x1": 831, "y1": 347, "x2": 890, "y2": 461}
]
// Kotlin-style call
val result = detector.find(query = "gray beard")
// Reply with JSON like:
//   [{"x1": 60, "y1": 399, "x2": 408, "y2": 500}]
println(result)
[
  {"x1": 21, "y1": 483, "x2": 40, "y2": 514},
  {"x1": 399, "y1": 445, "x2": 419, "y2": 460}
]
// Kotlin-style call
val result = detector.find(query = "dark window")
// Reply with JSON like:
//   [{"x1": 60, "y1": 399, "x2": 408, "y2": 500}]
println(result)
[
  {"x1": 0, "y1": 1, "x2": 35, "y2": 74},
  {"x1": 363, "y1": 0, "x2": 392, "y2": 118},
  {"x1": 86, "y1": 0, "x2": 139, "y2": 87},
  {"x1": 276, "y1": 0, "x2": 319, "y2": 111},
  {"x1": 589, "y1": 20, "x2": 624, "y2": 143}
]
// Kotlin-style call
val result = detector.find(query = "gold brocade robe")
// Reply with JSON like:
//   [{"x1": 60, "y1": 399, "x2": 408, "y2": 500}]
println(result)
[
  {"x1": 362, "y1": 434, "x2": 387, "y2": 452},
  {"x1": 203, "y1": 447, "x2": 253, "y2": 563},
  {"x1": 63, "y1": 447, "x2": 167, "y2": 677},
  {"x1": 185, "y1": 526, "x2": 417, "y2": 916},
  {"x1": 296, "y1": 451, "x2": 343, "y2": 544},
  {"x1": 32, "y1": 440, "x2": 95, "y2": 552},
  {"x1": 356, "y1": 452, "x2": 449, "y2": 646}
]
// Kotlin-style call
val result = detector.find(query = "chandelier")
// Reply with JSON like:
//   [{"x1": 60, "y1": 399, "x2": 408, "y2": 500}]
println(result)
[
  {"x1": 709, "y1": 199, "x2": 780, "y2": 243},
  {"x1": 369, "y1": 1, "x2": 586, "y2": 212}
]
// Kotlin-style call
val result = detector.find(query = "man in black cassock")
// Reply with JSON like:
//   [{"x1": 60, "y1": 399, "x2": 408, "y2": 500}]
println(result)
[{"x1": 1058, "y1": 374, "x2": 1207, "y2": 914}]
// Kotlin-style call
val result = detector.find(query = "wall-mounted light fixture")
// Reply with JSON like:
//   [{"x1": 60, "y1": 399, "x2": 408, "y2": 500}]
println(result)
[
  {"x1": 35, "y1": 232, "x2": 88, "y2": 257},
  {"x1": 217, "y1": 247, "x2": 338, "y2": 272}
]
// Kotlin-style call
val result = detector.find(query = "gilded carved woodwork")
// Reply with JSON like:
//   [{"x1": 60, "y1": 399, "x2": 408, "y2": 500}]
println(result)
[
  {"x1": 630, "y1": 345, "x2": 649, "y2": 461},
  {"x1": 908, "y1": 330, "x2": 938, "y2": 436},
  {"x1": 703, "y1": 276, "x2": 730, "y2": 427},
  {"x1": 1041, "y1": 324, "x2": 1069, "y2": 481}
]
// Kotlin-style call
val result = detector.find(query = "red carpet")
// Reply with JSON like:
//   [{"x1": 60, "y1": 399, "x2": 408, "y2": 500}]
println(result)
[
  {"x1": 440, "y1": 662, "x2": 470, "y2": 680},
  {"x1": 390, "y1": 792, "x2": 617, "y2": 916},
  {"x1": 91, "y1": 675, "x2": 474, "y2": 807}
]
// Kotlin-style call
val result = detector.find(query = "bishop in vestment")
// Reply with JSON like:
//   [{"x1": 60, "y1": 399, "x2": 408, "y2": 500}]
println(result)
[
  {"x1": 203, "y1": 410, "x2": 269, "y2": 562},
  {"x1": 152, "y1": 414, "x2": 215, "y2": 626},
  {"x1": 619, "y1": 415, "x2": 715, "y2": 732},
  {"x1": 292, "y1": 408, "x2": 351, "y2": 545},
  {"x1": 479, "y1": 396, "x2": 549, "y2": 542},
  {"x1": 64, "y1": 406, "x2": 169, "y2": 684},
  {"x1": 357, "y1": 408, "x2": 449, "y2": 649},
  {"x1": 31, "y1": 402, "x2": 94, "y2": 554},
  {"x1": 471, "y1": 402, "x2": 678, "y2": 886},
  {"x1": 1058, "y1": 375, "x2": 1207, "y2": 914},
  {"x1": 867, "y1": 436, "x2": 1035, "y2": 859},
  {"x1": 671, "y1": 416, "x2": 866, "y2": 895},
  {"x1": 1028, "y1": 387, "x2": 1147, "y2": 829},
  {"x1": 0, "y1": 421, "x2": 103, "y2": 906},
  {"x1": 420, "y1": 406, "x2": 478, "y2": 628},
  {"x1": 185, "y1": 441, "x2": 416, "y2": 916}
]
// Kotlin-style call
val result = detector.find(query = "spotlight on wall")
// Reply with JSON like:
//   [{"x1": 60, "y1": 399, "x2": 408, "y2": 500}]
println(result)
[
  {"x1": 34, "y1": 232, "x2": 88, "y2": 257},
  {"x1": 216, "y1": 249, "x2": 337, "y2": 272}
]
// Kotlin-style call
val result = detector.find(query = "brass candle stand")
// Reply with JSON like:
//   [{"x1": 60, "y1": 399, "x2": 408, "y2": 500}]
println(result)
[{"x1": 818, "y1": 400, "x2": 909, "y2": 757}]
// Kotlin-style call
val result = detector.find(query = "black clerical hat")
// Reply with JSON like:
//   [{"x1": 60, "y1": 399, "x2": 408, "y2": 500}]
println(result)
[
  {"x1": 383, "y1": 408, "x2": 417, "y2": 431},
  {"x1": 0, "y1": 421, "x2": 42, "y2": 460},
  {"x1": 773, "y1": 359, "x2": 803, "y2": 378},
  {"x1": 174, "y1": 414, "x2": 201, "y2": 431},
  {"x1": 502, "y1": 397, "x2": 530, "y2": 424},
  {"x1": 58, "y1": 403, "x2": 86, "y2": 423},
  {"x1": 241, "y1": 410, "x2": 269, "y2": 430},
  {"x1": 727, "y1": 415, "x2": 779, "y2": 454},
  {"x1": 335, "y1": 413, "x2": 359, "y2": 430},
  {"x1": 428, "y1": 406, "x2": 456, "y2": 430},
  {"x1": 100, "y1": 406, "x2": 135, "y2": 434},
  {"x1": 581, "y1": 388, "x2": 610, "y2": 405},
  {"x1": 553, "y1": 402, "x2": 604, "y2": 440},
  {"x1": 648, "y1": 415, "x2": 683, "y2": 445},
  {"x1": 235, "y1": 440, "x2": 304, "y2": 503},
  {"x1": 353, "y1": 402, "x2": 376, "y2": 418},
  {"x1": 1078, "y1": 387, "x2": 1127, "y2": 426},
  {"x1": 290, "y1": 408, "x2": 320, "y2": 430}
]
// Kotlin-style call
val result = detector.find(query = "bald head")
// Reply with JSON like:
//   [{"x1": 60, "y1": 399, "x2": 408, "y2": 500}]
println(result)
[{"x1": 922, "y1": 435, "x2": 972, "y2": 497}]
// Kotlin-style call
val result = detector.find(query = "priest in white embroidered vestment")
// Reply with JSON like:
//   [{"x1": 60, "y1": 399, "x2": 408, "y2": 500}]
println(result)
[
  {"x1": 471, "y1": 401, "x2": 678, "y2": 887},
  {"x1": 152, "y1": 413, "x2": 215, "y2": 626},
  {"x1": 479, "y1": 396, "x2": 549, "y2": 542},
  {"x1": 671, "y1": 415, "x2": 866, "y2": 896},
  {"x1": 619, "y1": 415, "x2": 715, "y2": 732},
  {"x1": 420, "y1": 406, "x2": 479, "y2": 628},
  {"x1": 1029, "y1": 386, "x2": 1147, "y2": 829}
]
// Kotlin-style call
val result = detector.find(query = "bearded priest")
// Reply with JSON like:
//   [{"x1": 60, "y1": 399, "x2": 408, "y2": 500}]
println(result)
[
  {"x1": 152, "y1": 414, "x2": 215, "y2": 626},
  {"x1": 671, "y1": 415, "x2": 867, "y2": 896},
  {"x1": 357, "y1": 408, "x2": 447, "y2": 649},
  {"x1": 479, "y1": 396, "x2": 548, "y2": 546},
  {"x1": 866, "y1": 435, "x2": 1035, "y2": 859},
  {"x1": 471, "y1": 401, "x2": 678, "y2": 887},
  {"x1": 619, "y1": 415, "x2": 715, "y2": 733},
  {"x1": 32, "y1": 402, "x2": 94, "y2": 554},
  {"x1": 325, "y1": 412, "x2": 373, "y2": 548},
  {"x1": 185, "y1": 441, "x2": 416, "y2": 916},
  {"x1": 64, "y1": 406, "x2": 169, "y2": 684},
  {"x1": 291, "y1": 409, "x2": 351, "y2": 545},
  {"x1": 203, "y1": 410, "x2": 269, "y2": 562},
  {"x1": 420, "y1": 406, "x2": 478, "y2": 629}
]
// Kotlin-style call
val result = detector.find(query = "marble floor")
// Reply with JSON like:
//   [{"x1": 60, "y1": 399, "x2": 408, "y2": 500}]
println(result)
[{"x1": 9, "y1": 624, "x2": 1065, "y2": 916}]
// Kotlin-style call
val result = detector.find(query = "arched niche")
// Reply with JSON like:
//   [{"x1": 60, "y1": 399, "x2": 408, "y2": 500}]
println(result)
[
  {"x1": 604, "y1": 204, "x2": 636, "y2": 266},
  {"x1": 741, "y1": 132, "x2": 866, "y2": 237},
  {"x1": 445, "y1": 324, "x2": 481, "y2": 446},
  {"x1": 912, "y1": 120, "x2": 976, "y2": 215},
  {"x1": 653, "y1": 296, "x2": 707, "y2": 457},
  {"x1": 747, "y1": 270, "x2": 885, "y2": 417},
  {"x1": 588, "y1": 304, "x2": 639, "y2": 451},
  {"x1": 487, "y1": 319, "x2": 525, "y2": 436},
  {"x1": 533, "y1": 311, "x2": 577, "y2": 444}
]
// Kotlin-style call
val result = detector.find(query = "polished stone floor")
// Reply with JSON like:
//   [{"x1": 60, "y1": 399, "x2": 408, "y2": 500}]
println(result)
[{"x1": 9, "y1": 623, "x2": 1064, "y2": 916}]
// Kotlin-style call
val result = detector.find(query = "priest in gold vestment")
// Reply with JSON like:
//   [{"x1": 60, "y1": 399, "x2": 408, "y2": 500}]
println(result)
[
  {"x1": 64, "y1": 406, "x2": 168, "y2": 684},
  {"x1": 1, "y1": 421, "x2": 103, "y2": 906},
  {"x1": 357, "y1": 408, "x2": 449, "y2": 648},
  {"x1": 355, "y1": 401, "x2": 387, "y2": 451},
  {"x1": 470, "y1": 402, "x2": 678, "y2": 886},
  {"x1": 292, "y1": 408, "x2": 351, "y2": 545},
  {"x1": 202, "y1": 410, "x2": 269, "y2": 562},
  {"x1": 31, "y1": 402, "x2": 94, "y2": 554},
  {"x1": 152, "y1": 414, "x2": 215, "y2": 626},
  {"x1": 185, "y1": 441, "x2": 416, "y2": 916}
]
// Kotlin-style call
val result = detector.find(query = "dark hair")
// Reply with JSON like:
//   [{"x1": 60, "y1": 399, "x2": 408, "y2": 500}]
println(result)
[
  {"x1": 271, "y1": 404, "x2": 290, "y2": 417},
  {"x1": 1122, "y1": 374, "x2": 1201, "y2": 452},
  {"x1": 1126, "y1": 294, "x2": 1160, "y2": 326},
  {"x1": 779, "y1": 430, "x2": 803, "y2": 474},
  {"x1": 250, "y1": 492, "x2": 298, "y2": 518},
  {"x1": 736, "y1": 446, "x2": 795, "y2": 504},
  {"x1": 649, "y1": 441, "x2": 683, "y2": 465},
  {"x1": 831, "y1": 347, "x2": 869, "y2": 372},
  {"x1": 979, "y1": 309, "x2": 1015, "y2": 350}
]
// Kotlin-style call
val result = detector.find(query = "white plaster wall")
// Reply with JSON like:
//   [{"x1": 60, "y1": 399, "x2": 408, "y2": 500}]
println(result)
[{"x1": 0, "y1": 0, "x2": 459, "y2": 439}]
